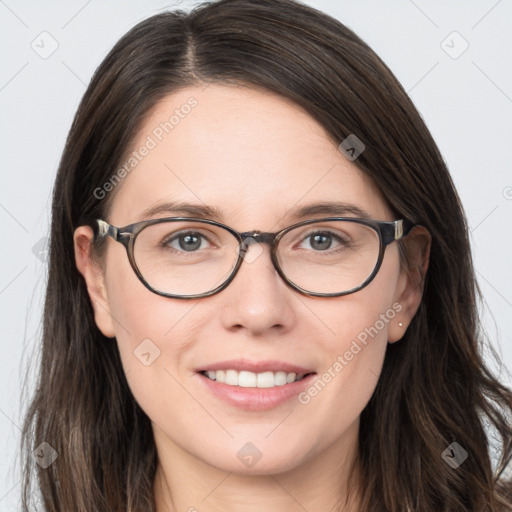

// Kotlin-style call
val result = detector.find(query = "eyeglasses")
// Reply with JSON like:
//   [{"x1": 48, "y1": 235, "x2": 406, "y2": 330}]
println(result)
[{"x1": 91, "y1": 216, "x2": 415, "y2": 299}]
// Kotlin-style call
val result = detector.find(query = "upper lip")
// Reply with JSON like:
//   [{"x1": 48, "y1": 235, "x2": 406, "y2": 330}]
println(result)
[{"x1": 197, "y1": 359, "x2": 316, "y2": 374}]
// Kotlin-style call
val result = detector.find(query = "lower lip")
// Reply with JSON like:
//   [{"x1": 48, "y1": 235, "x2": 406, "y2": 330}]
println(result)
[{"x1": 196, "y1": 372, "x2": 317, "y2": 411}]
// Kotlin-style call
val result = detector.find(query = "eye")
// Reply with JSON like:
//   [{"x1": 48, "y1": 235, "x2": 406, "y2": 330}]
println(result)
[
  {"x1": 162, "y1": 231, "x2": 213, "y2": 253},
  {"x1": 299, "y1": 230, "x2": 352, "y2": 252}
]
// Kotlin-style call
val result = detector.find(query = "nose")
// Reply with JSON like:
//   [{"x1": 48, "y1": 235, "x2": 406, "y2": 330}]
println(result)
[{"x1": 219, "y1": 238, "x2": 296, "y2": 336}]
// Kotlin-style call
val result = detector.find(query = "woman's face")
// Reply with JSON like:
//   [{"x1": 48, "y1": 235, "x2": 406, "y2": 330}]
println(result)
[{"x1": 75, "y1": 84, "x2": 418, "y2": 477}]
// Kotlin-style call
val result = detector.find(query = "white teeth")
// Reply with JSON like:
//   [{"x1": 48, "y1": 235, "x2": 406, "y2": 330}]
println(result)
[
  {"x1": 239, "y1": 370, "x2": 257, "y2": 387},
  {"x1": 256, "y1": 371, "x2": 275, "y2": 388},
  {"x1": 202, "y1": 369, "x2": 308, "y2": 387},
  {"x1": 225, "y1": 369, "x2": 238, "y2": 386}
]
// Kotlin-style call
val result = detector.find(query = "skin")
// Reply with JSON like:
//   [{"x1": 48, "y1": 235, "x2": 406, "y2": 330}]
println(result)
[{"x1": 74, "y1": 84, "x2": 430, "y2": 512}]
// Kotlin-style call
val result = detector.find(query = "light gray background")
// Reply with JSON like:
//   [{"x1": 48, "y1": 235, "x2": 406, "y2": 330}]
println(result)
[{"x1": 1, "y1": 0, "x2": 511, "y2": 509}]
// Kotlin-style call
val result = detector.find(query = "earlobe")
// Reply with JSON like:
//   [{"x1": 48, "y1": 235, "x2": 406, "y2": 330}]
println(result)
[
  {"x1": 73, "y1": 226, "x2": 116, "y2": 338},
  {"x1": 388, "y1": 226, "x2": 431, "y2": 343}
]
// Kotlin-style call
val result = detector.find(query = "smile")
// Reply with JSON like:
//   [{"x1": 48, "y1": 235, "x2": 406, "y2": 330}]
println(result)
[{"x1": 199, "y1": 369, "x2": 312, "y2": 388}]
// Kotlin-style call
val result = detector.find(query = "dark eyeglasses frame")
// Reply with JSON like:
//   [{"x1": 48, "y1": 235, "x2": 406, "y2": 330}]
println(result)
[{"x1": 89, "y1": 216, "x2": 416, "y2": 300}]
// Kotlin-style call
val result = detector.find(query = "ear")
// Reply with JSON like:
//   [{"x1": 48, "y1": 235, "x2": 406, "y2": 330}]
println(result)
[
  {"x1": 73, "y1": 226, "x2": 116, "y2": 338},
  {"x1": 388, "y1": 226, "x2": 431, "y2": 343}
]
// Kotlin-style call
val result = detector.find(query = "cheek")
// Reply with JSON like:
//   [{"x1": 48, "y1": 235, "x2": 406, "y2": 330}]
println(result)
[
  {"x1": 103, "y1": 242, "x2": 200, "y2": 346},
  {"x1": 102, "y1": 249, "x2": 203, "y2": 406},
  {"x1": 298, "y1": 248, "x2": 401, "y2": 427},
  {"x1": 307, "y1": 243, "x2": 401, "y2": 357}
]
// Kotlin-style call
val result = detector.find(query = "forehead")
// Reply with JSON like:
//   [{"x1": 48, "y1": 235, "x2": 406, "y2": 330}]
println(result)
[{"x1": 107, "y1": 84, "x2": 392, "y2": 228}]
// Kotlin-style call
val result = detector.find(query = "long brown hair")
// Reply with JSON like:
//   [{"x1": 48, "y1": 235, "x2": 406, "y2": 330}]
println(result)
[{"x1": 20, "y1": 0, "x2": 512, "y2": 510}]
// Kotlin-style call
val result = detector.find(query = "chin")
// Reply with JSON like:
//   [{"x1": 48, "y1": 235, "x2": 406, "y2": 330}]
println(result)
[{"x1": 203, "y1": 440, "x2": 308, "y2": 476}]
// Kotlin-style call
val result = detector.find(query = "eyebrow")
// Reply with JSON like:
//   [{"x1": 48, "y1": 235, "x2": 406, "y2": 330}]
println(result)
[{"x1": 139, "y1": 200, "x2": 372, "y2": 223}]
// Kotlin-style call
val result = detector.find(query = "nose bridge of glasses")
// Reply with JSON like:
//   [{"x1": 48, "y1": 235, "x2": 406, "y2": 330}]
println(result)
[{"x1": 239, "y1": 231, "x2": 276, "y2": 252}]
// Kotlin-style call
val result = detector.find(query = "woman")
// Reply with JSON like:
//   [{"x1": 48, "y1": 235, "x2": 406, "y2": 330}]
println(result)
[{"x1": 20, "y1": 0, "x2": 512, "y2": 510}]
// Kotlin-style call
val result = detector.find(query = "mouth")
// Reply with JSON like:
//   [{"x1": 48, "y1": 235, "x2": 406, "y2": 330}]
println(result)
[
  {"x1": 198, "y1": 369, "x2": 316, "y2": 388},
  {"x1": 194, "y1": 359, "x2": 318, "y2": 410}
]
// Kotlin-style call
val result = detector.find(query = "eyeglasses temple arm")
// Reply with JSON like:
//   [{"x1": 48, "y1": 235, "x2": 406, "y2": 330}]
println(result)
[
  {"x1": 95, "y1": 219, "x2": 118, "y2": 242},
  {"x1": 399, "y1": 219, "x2": 416, "y2": 239}
]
